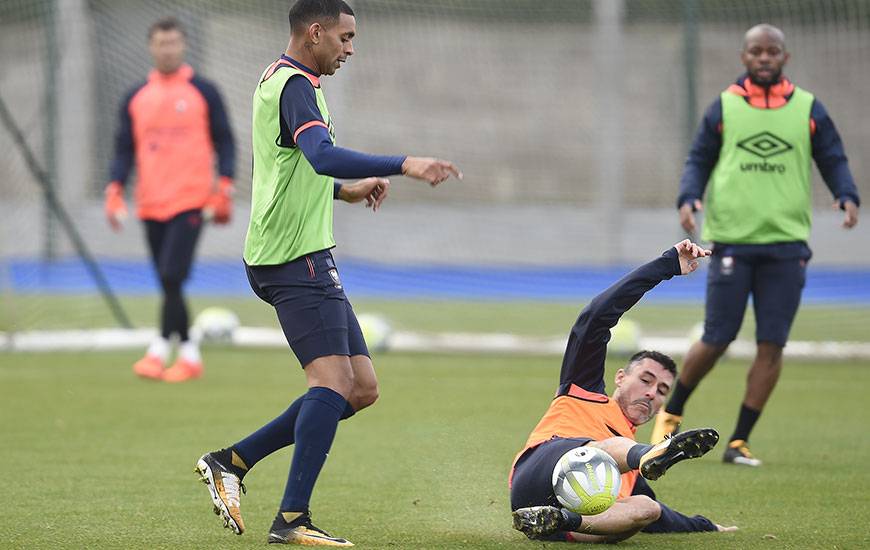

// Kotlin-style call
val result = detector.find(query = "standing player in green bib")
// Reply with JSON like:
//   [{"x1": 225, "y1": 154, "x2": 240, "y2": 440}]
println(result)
[
  {"x1": 651, "y1": 25, "x2": 860, "y2": 465},
  {"x1": 193, "y1": 0, "x2": 461, "y2": 546}
]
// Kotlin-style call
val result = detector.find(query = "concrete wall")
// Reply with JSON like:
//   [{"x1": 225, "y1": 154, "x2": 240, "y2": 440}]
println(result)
[
  {"x1": 1, "y1": 201, "x2": 865, "y2": 266},
  {"x1": 1, "y1": 1, "x2": 867, "y2": 266}
]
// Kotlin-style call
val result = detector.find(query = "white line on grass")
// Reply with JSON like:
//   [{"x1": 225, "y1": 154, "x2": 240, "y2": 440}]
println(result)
[{"x1": 2, "y1": 327, "x2": 870, "y2": 360}]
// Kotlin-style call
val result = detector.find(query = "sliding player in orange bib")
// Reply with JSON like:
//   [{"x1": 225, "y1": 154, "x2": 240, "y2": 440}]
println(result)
[{"x1": 511, "y1": 240, "x2": 737, "y2": 543}]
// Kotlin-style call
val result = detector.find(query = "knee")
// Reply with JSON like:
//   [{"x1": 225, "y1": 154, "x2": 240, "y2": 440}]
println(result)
[
  {"x1": 631, "y1": 495, "x2": 661, "y2": 526},
  {"x1": 352, "y1": 380, "x2": 379, "y2": 411},
  {"x1": 756, "y1": 342, "x2": 784, "y2": 363},
  {"x1": 697, "y1": 340, "x2": 729, "y2": 358},
  {"x1": 312, "y1": 367, "x2": 355, "y2": 398},
  {"x1": 159, "y1": 274, "x2": 184, "y2": 293}
]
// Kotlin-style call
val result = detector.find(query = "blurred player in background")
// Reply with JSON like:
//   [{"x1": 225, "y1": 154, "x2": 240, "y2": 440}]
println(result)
[
  {"x1": 511, "y1": 240, "x2": 737, "y2": 543},
  {"x1": 194, "y1": 0, "x2": 460, "y2": 546},
  {"x1": 652, "y1": 24, "x2": 861, "y2": 465},
  {"x1": 104, "y1": 17, "x2": 236, "y2": 383}
]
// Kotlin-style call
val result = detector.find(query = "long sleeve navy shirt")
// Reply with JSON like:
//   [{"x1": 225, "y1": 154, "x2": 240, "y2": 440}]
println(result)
[
  {"x1": 277, "y1": 55, "x2": 406, "y2": 180},
  {"x1": 558, "y1": 247, "x2": 680, "y2": 397}
]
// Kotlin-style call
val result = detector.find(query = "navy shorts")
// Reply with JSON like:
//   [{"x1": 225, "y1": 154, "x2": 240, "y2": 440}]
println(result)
[
  {"x1": 245, "y1": 249, "x2": 369, "y2": 367},
  {"x1": 144, "y1": 209, "x2": 203, "y2": 283},
  {"x1": 510, "y1": 437, "x2": 593, "y2": 511},
  {"x1": 703, "y1": 243, "x2": 810, "y2": 347}
]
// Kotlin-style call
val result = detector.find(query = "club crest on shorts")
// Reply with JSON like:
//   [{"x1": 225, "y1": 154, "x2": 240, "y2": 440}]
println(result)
[{"x1": 328, "y1": 268, "x2": 342, "y2": 289}]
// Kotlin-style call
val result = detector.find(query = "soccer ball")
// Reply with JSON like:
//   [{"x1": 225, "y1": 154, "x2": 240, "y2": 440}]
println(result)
[
  {"x1": 552, "y1": 446, "x2": 621, "y2": 515},
  {"x1": 688, "y1": 321, "x2": 705, "y2": 342},
  {"x1": 608, "y1": 318, "x2": 642, "y2": 356},
  {"x1": 193, "y1": 307, "x2": 240, "y2": 343},
  {"x1": 356, "y1": 313, "x2": 392, "y2": 352}
]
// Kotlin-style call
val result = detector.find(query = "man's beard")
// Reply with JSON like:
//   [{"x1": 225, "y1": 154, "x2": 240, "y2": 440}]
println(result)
[
  {"x1": 749, "y1": 68, "x2": 782, "y2": 87},
  {"x1": 618, "y1": 395, "x2": 654, "y2": 424}
]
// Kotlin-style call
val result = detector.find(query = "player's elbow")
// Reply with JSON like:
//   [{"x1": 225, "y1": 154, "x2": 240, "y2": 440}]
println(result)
[
  {"x1": 306, "y1": 152, "x2": 331, "y2": 176},
  {"x1": 304, "y1": 142, "x2": 343, "y2": 177}
]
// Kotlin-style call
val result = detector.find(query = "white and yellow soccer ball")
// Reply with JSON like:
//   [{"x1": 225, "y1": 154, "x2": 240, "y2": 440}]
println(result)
[
  {"x1": 552, "y1": 446, "x2": 621, "y2": 515},
  {"x1": 193, "y1": 307, "x2": 240, "y2": 343},
  {"x1": 356, "y1": 313, "x2": 392, "y2": 353},
  {"x1": 608, "y1": 318, "x2": 642, "y2": 356}
]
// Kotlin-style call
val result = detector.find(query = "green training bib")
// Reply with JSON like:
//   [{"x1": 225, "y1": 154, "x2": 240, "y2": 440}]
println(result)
[{"x1": 703, "y1": 87, "x2": 814, "y2": 244}]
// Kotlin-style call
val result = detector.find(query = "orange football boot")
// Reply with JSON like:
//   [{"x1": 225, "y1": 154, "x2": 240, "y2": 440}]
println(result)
[
  {"x1": 133, "y1": 354, "x2": 165, "y2": 380},
  {"x1": 162, "y1": 358, "x2": 203, "y2": 383}
]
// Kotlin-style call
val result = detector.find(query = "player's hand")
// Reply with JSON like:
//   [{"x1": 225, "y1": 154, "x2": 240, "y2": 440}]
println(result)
[
  {"x1": 715, "y1": 524, "x2": 738, "y2": 532},
  {"x1": 104, "y1": 181, "x2": 128, "y2": 232},
  {"x1": 204, "y1": 177, "x2": 234, "y2": 225},
  {"x1": 401, "y1": 157, "x2": 462, "y2": 187},
  {"x1": 678, "y1": 199, "x2": 703, "y2": 233},
  {"x1": 836, "y1": 199, "x2": 859, "y2": 229},
  {"x1": 673, "y1": 238, "x2": 711, "y2": 275},
  {"x1": 338, "y1": 177, "x2": 390, "y2": 211}
]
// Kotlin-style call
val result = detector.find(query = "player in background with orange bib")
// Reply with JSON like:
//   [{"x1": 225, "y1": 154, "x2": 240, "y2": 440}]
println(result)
[
  {"x1": 511, "y1": 241, "x2": 737, "y2": 543},
  {"x1": 104, "y1": 17, "x2": 236, "y2": 382}
]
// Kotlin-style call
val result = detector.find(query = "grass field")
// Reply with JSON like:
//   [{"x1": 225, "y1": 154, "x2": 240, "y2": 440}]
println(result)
[{"x1": 3, "y1": 346, "x2": 869, "y2": 549}]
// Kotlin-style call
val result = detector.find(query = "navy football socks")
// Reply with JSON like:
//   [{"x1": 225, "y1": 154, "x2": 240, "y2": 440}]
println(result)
[
  {"x1": 232, "y1": 395, "x2": 305, "y2": 469},
  {"x1": 664, "y1": 380, "x2": 695, "y2": 416},
  {"x1": 627, "y1": 443, "x2": 654, "y2": 469},
  {"x1": 232, "y1": 392, "x2": 356, "y2": 471},
  {"x1": 730, "y1": 404, "x2": 761, "y2": 443},
  {"x1": 560, "y1": 508, "x2": 582, "y2": 531},
  {"x1": 280, "y1": 386, "x2": 348, "y2": 513}
]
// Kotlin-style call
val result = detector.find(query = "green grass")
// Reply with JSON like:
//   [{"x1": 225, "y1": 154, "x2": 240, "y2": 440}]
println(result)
[
  {"x1": 4, "y1": 294, "x2": 869, "y2": 342},
  {"x1": 2, "y1": 348, "x2": 869, "y2": 549}
]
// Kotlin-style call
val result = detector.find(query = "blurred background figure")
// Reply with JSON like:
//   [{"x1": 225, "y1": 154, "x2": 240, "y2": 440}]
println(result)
[
  {"x1": 651, "y1": 24, "x2": 860, "y2": 465},
  {"x1": 103, "y1": 16, "x2": 235, "y2": 382}
]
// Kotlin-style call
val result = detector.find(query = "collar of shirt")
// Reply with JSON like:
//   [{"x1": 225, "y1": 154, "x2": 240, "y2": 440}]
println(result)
[
  {"x1": 726, "y1": 73, "x2": 795, "y2": 108},
  {"x1": 148, "y1": 63, "x2": 194, "y2": 84},
  {"x1": 281, "y1": 54, "x2": 320, "y2": 77}
]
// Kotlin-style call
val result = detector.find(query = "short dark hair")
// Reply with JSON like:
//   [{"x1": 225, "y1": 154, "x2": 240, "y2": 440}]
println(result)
[
  {"x1": 288, "y1": 0, "x2": 354, "y2": 34},
  {"x1": 148, "y1": 16, "x2": 186, "y2": 39},
  {"x1": 626, "y1": 350, "x2": 677, "y2": 378}
]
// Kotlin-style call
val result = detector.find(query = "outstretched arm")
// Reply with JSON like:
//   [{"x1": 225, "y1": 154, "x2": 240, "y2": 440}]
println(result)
[
  {"x1": 296, "y1": 126, "x2": 406, "y2": 178},
  {"x1": 558, "y1": 241, "x2": 710, "y2": 394},
  {"x1": 297, "y1": 127, "x2": 460, "y2": 185},
  {"x1": 281, "y1": 76, "x2": 461, "y2": 185}
]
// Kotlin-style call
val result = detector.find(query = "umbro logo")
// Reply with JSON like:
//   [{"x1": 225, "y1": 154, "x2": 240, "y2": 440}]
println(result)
[{"x1": 736, "y1": 131, "x2": 793, "y2": 159}]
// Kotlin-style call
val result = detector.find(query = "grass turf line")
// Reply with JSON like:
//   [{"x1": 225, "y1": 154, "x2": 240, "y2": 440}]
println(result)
[{"x1": 3, "y1": 295, "x2": 869, "y2": 344}]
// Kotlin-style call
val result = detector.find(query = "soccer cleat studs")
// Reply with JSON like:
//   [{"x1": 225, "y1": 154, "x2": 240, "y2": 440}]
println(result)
[
  {"x1": 640, "y1": 427, "x2": 719, "y2": 480},
  {"x1": 195, "y1": 453, "x2": 246, "y2": 535}
]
